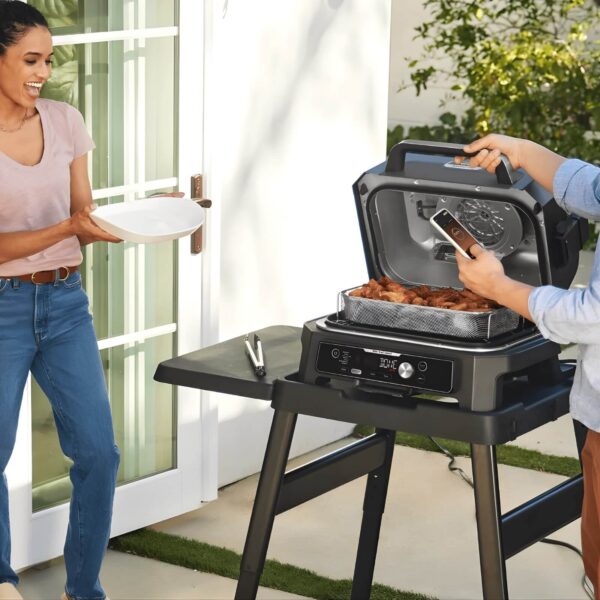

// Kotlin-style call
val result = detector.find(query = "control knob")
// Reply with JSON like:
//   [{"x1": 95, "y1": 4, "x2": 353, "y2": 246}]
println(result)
[{"x1": 397, "y1": 362, "x2": 414, "y2": 379}]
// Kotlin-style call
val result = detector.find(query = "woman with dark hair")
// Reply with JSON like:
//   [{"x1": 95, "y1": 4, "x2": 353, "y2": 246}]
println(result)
[{"x1": 0, "y1": 2, "x2": 121, "y2": 599}]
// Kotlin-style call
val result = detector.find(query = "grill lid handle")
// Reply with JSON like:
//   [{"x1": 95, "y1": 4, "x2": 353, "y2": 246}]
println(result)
[{"x1": 386, "y1": 139, "x2": 514, "y2": 185}]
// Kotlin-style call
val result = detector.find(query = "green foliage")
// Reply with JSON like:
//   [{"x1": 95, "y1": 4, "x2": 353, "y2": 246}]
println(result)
[
  {"x1": 395, "y1": 0, "x2": 600, "y2": 247},
  {"x1": 29, "y1": 0, "x2": 77, "y2": 28},
  {"x1": 29, "y1": 1, "x2": 79, "y2": 105},
  {"x1": 387, "y1": 112, "x2": 471, "y2": 154},
  {"x1": 402, "y1": 0, "x2": 600, "y2": 161}
]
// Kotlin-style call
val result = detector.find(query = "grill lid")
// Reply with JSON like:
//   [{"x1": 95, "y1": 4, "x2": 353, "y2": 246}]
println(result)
[{"x1": 353, "y1": 140, "x2": 587, "y2": 290}]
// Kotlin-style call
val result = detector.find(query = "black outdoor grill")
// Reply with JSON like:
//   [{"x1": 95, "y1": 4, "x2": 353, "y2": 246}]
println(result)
[
  {"x1": 155, "y1": 140, "x2": 589, "y2": 600},
  {"x1": 299, "y1": 140, "x2": 588, "y2": 411}
]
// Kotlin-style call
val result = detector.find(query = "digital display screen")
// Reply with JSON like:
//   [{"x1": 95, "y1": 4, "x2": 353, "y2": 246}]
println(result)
[
  {"x1": 365, "y1": 355, "x2": 398, "y2": 372},
  {"x1": 432, "y1": 210, "x2": 478, "y2": 256},
  {"x1": 315, "y1": 343, "x2": 453, "y2": 394}
]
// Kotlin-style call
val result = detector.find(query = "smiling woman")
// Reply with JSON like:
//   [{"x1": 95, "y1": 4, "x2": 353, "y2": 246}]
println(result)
[
  {"x1": 0, "y1": 2, "x2": 121, "y2": 600},
  {"x1": 0, "y1": 12, "x2": 50, "y2": 104},
  {"x1": 0, "y1": 27, "x2": 51, "y2": 165}
]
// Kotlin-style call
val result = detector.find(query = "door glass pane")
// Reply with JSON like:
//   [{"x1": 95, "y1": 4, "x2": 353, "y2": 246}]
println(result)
[
  {"x1": 107, "y1": 335, "x2": 177, "y2": 484},
  {"x1": 32, "y1": 334, "x2": 176, "y2": 511},
  {"x1": 29, "y1": 0, "x2": 176, "y2": 35},
  {"x1": 40, "y1": 37, "x2": 177, "y2": 189},
  {"x1": 31, "y1": 3, "x2": 180, "y2": 512}
]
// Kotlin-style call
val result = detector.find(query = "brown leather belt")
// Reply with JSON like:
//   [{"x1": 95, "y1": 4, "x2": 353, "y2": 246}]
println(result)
[{"x1": 11, "y1": 265, "x2": 79, "y2": 285}]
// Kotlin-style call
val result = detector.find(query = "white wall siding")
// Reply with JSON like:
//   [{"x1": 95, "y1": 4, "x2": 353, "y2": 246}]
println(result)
[
  {"x1": 213, "y1": 0, "x2": 392, "y2": 486},
  {"x1": 388, "y1": 0, "x2": 467, "y2": 130}
]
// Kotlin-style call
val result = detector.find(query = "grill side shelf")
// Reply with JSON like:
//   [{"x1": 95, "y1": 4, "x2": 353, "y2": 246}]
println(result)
[{"x1": 154, "y1": 325, "x2": 302, "y2": 401}]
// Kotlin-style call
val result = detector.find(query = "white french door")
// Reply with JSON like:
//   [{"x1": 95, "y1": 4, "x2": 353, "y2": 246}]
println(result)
[{"x1": 8, "y1": 0, "x2": 217, "y2": 571}]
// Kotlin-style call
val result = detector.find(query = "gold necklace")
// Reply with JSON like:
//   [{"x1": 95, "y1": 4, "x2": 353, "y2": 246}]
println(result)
[{"x1": 0, "y1": 108, "x2": 33, "y2": 134}]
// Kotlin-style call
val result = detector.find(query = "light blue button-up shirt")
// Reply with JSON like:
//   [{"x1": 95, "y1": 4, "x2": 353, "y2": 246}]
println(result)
[{"x1": 529, "y1": 159, "x2": 600, "y2": 431}]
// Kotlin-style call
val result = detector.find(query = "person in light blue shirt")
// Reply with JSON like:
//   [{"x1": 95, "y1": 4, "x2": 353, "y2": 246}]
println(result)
[{"x1": 455, "y1": 133, "x2": 600, "y2": 597}]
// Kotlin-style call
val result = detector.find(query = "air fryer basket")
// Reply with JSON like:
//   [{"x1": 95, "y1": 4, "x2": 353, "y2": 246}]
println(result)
[{"x1": 341, "y1": 287, "x2": 520, "y2": 340}]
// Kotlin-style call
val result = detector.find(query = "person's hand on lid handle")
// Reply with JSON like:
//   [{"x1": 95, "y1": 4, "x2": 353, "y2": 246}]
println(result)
[
  {"x1": 454, "y1": 134, "x2": 523, "y2": 173},
  {"x1": 456, "y1": 245, "x2": 534, "y2": 321},
  {"x1": 455, "y1": 133, "x2": 565, "y2": 194}
]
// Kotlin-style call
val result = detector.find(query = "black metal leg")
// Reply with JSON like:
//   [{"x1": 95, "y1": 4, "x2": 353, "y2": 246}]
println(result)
[
  {"x1": 350, "y1": 429, "x2": 396, "y2": 600},
  {"x1": 471, "y1": 443, "x2": 508, "y2": 600},
  {"x1": 235, "y1": 409, "x2": 298, "y2": 600},
  {"x1": 573, "y1": 419, "x2": 588, "y2": 464}
]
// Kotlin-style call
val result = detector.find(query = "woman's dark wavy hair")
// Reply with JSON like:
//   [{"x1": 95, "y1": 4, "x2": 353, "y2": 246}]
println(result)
[{"x1": 0, "y1": 0, "x2": 48, "y2": 56}]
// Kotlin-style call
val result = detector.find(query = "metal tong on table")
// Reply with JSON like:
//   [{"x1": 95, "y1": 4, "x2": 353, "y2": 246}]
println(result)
[{"x1": 245, "y1": 332, "x2": 266, "y2": 377}]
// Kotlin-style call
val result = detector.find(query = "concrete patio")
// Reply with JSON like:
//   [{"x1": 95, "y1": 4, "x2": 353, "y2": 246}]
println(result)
[{"x1": 17, "y1": 406, "x2": 587, "y2": 600}]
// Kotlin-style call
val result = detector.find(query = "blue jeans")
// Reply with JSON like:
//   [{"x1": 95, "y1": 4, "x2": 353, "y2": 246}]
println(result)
[{"x1": 0, "y1": 271, "x2": 120, "y2": 600}]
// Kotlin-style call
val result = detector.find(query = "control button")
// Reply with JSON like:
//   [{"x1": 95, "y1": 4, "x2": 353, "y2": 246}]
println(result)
[
  {"x1": 350, "y1": 368, "x2": 362, "y2": 375},
  {"x1": 398, "y1": 362, "x2": 414, "y2": 379},
  {"x1": 417, "y1": 361, "x2": 428, "y2": 372},
  {"x1": 417, "y1": 376, "x2": 426, "y2": 385},
  {"x1": 331, "y1": 348, "x2": 340, "y2": 359}
]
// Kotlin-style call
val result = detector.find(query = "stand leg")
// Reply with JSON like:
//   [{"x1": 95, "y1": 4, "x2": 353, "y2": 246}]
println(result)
[
  {"x1": 350, "y1": 429, "x2": 396, "y2": 600},
  {"x1": 573, "y1": 419, "x2": 588, "y2": 464},
  {"x1": 235, "y1": 409, "x2": 298, "y2": 600},
  {"x1": 471, "y1": 444, "x2": 508, "y2": 600}
]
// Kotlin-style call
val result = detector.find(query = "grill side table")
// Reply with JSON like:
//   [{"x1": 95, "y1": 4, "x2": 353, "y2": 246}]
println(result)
[{"x1": 155, "y1": 325, "x2": 585, "y2": 600}]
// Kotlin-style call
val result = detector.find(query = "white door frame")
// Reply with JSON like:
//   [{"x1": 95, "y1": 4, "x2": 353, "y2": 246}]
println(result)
[{"x1": 9, "y1": 0, "x2": 219, "y2": 571}]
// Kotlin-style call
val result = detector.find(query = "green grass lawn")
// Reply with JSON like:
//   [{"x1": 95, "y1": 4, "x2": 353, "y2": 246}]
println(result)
[
  {"x1": 110, "y1": 529, "x2": 434, "y2": 600},
  {"x1": 352, "y1": 425, "x2": 581, "y2": 478}
]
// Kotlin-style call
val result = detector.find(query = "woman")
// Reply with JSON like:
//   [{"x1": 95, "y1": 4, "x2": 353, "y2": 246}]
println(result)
[
  {"x1": 455, "y1": 134, "x2": 600, "y2": 597},
  {"x1": 0, "y1": 2, "x2": 121, "y2": 599}
]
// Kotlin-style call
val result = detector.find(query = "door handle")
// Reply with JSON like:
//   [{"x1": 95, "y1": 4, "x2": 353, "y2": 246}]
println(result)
[{"x1": 190, "y1": 174, "x2": 212, "y2": 254}]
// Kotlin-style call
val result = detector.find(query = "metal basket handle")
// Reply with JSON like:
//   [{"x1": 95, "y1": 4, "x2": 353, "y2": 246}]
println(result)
[{"x1": 337, "y1": 291, "x2": 344, "y2": 319}]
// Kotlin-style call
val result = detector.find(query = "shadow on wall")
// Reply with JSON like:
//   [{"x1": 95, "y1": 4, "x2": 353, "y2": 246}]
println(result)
[{"x1": 219, "y1": 0, "x2": 390, "y2": 336}]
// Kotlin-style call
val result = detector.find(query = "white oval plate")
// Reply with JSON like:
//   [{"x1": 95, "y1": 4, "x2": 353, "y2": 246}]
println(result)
[{"x1": 90, "y1": 197, "x2": 205, "y2": 244}]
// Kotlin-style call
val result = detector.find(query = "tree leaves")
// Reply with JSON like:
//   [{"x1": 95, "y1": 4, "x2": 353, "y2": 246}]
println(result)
[{"x1": 401, "y1": 0, "x2": 600, "y2": 164}]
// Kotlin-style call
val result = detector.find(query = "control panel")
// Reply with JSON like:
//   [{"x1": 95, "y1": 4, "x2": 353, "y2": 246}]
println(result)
[{"x1": 316, "y1": 342, "x2": 453, "y2": 393}]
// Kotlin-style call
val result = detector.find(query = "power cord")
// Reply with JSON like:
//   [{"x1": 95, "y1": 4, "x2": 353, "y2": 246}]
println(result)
[
  {"x1": 428, "y1": 436, "x2": 594, "y2": 600},
  {"x1": 429, "y1": 436, "x2": 474, "y2": 488},
  {"x1": 538, "y1": 538, "x2": 594, "y2": 598}
]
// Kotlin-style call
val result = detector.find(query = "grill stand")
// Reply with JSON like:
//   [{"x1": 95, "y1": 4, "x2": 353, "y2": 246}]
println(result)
[{"x1": 155, "y1": 326, "x2": 585, "y2": 600}]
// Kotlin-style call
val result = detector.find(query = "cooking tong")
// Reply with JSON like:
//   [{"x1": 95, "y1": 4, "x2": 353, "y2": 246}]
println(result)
[{"x1": 245, "y1": 333, "x2": 266, "y2": 377}]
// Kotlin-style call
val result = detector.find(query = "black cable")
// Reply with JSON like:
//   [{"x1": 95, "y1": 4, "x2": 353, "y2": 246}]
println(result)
[
  {"x1": 428, "y1": 436, "x2": 473, "y2": 488},
  {"x1": 538, "y1": 538, "x2": 594, "y2": 598},
  {"x1": 428, "y1": 436, "x2": 594, "y2": 599},
  {"x1": 540, "y1": 537, "x2": 582, "y2": 558}
]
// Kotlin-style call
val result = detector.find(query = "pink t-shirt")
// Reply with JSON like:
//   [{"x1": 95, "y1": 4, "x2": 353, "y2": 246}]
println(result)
[{"x1": 0, "y1": 98, "x2": 94, "y2": 276}]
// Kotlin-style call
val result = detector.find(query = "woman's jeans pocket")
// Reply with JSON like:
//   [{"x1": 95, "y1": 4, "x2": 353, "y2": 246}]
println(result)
[{"x1": 62, "y1": 272, "x2": 82, "y2": 289}]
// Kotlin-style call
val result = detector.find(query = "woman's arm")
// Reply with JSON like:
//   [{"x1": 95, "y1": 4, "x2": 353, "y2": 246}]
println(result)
[
  {"x1": 456, "y1": 245, "x2": 534, "y2": 321},
  {"x1": 456, "y1": 245, "x2": 600, "y2": 345},
  {"x1": 0, "y1": 155, "x2": 120, "y2": 265},
  {"x1": 69, "y1": 154, "x2": 121, "y2": 246},
  {"x1": 460, "y1": 134, "x2": 600, "y2": 220},
  {"x1": 0, "y1": 219, "x2": 75, "y2": 264}
]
